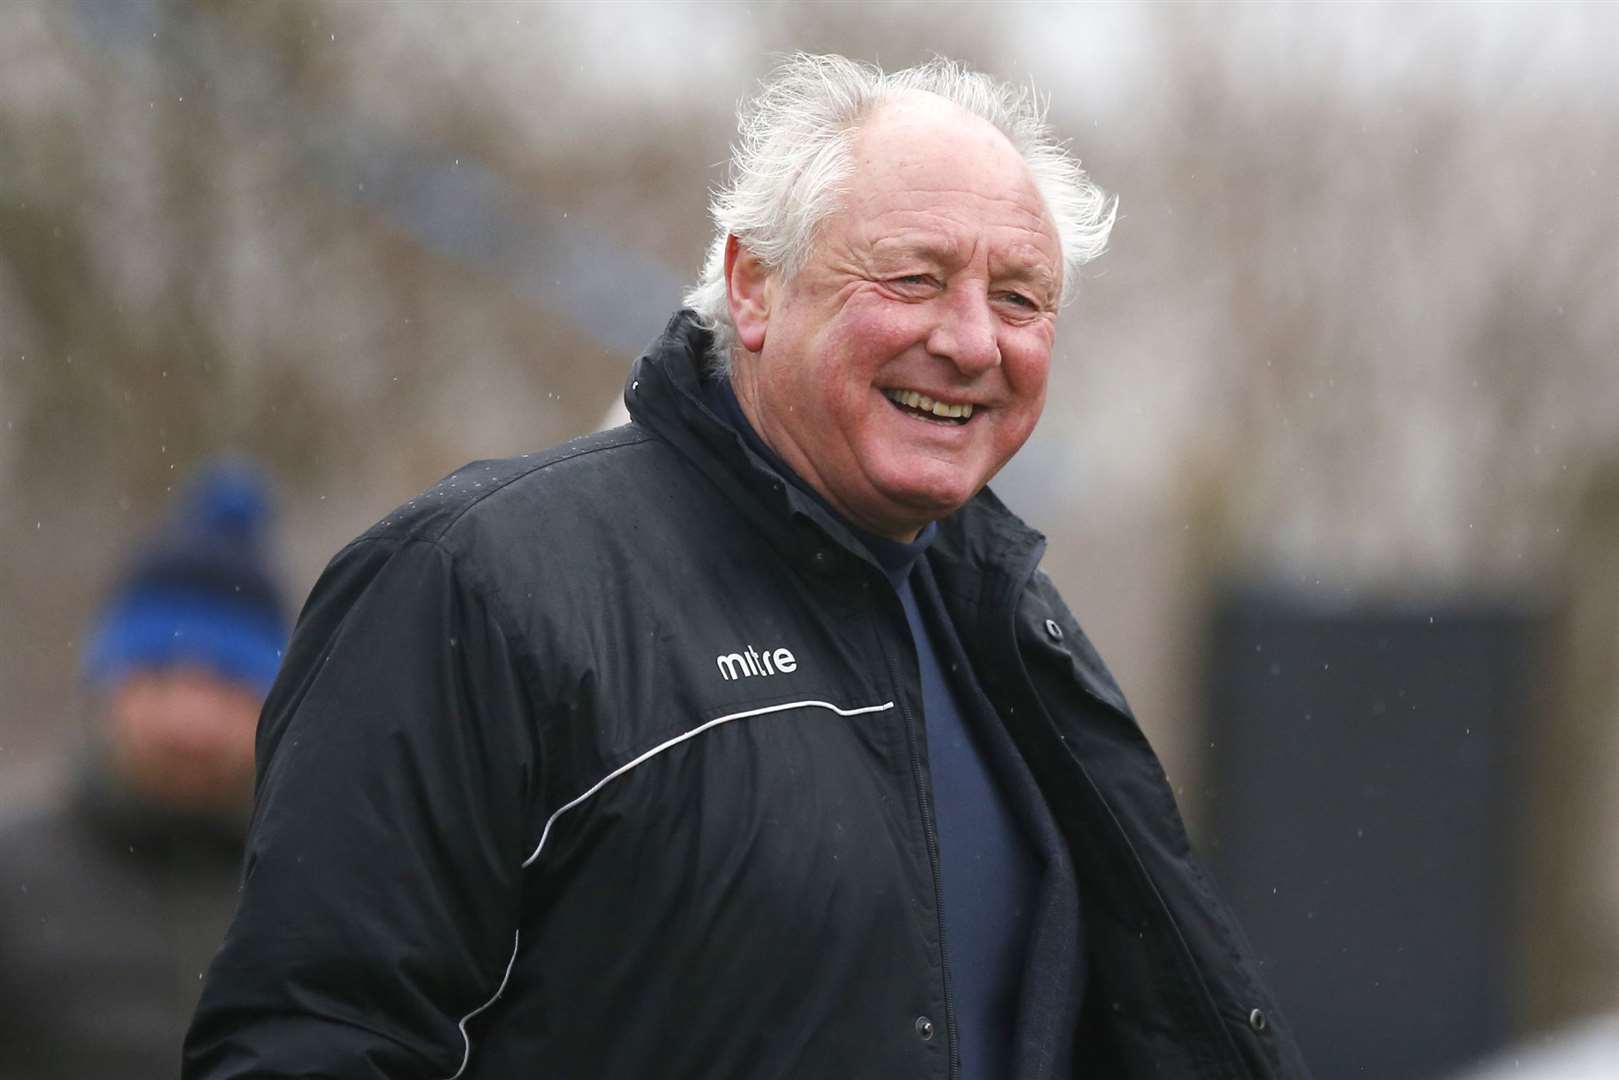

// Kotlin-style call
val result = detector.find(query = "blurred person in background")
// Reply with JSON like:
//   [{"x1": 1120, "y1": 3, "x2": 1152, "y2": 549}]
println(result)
[
  {"x1": 186, "y1": 55, "x2": 1306, "y2": 1078},
  {"x1": 0, "y1": 460, "x2": 290, "y2": 1079}
]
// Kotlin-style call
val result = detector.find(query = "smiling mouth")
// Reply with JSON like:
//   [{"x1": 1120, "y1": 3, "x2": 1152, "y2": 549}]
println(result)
[{"x1": 883, "y1": 388, "x2": 975, "y2": 425}]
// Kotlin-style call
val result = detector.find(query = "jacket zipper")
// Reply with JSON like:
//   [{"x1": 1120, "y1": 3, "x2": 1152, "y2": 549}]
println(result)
[{"x1": 873, "y1": 597, "x2": 961, "y2": 1080}]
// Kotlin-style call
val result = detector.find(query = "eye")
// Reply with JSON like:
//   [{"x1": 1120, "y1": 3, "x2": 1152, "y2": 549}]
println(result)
[
  {"x1": 997, "y1": 290, "x2": 1039, "y2": 311},
  {"x1": 880, "y1": 274, "x2": 943, "y2": 302}
]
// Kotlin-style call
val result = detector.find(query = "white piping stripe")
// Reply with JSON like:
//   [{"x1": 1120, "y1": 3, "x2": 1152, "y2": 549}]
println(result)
[
  {"x1": 444, "y1": 929, "x2": 521, "y2": 1080},
  {"x1": 521, "y1": 698, "x2": 895, "y2": 869}
]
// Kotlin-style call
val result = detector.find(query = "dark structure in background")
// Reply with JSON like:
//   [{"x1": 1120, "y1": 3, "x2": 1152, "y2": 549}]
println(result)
[{"x1": 1204, "y1": 588, "x2": 1541, "y2": 1079}]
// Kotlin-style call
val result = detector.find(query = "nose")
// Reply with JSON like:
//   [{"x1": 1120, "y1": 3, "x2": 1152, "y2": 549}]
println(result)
[{"x1": 924, "y1": 286, "x2": 1001, "y2": 376}]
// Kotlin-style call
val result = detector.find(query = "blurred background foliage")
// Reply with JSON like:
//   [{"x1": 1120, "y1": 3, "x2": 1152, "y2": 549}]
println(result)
[{"x1": 2, "y1": 2, "x2": 1616, "y2": 1074}]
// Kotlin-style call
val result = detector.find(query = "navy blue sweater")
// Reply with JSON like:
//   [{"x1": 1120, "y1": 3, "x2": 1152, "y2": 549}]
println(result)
[{"x1": 866, "y1": 529, "x2": 1038, "y2": 1078}]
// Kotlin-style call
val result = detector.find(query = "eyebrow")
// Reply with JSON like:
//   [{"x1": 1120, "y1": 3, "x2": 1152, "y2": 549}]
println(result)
[
  {"x1": 868, "y1": 234, "x2": 961, "y2": 267},
  {"x1": 868, "y1": 234, "x2": 1060, "y2": 298},
  {"x1": 992, "y1": 261, "x2": 1057, "y2": 289}
]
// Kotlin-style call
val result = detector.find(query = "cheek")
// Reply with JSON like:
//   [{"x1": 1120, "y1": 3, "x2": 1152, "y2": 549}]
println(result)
[
  {"x1": 107, "y1": 685, "x2": 160, "y2": 747},
  {"x1": 805, "y1": 327, "x2": 892, "y2": 417},
  {"x1": 1003, "y1": 342, "x2": 1052, "y2": 408},
  {"x1": 830, "y1": 294, "x2": 926, "y2": 361}
]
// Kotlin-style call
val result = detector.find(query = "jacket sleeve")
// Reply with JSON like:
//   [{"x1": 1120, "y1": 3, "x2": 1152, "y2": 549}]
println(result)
[{"x1": 184, "y1": 536, "x2": 542, "y2": 1079}]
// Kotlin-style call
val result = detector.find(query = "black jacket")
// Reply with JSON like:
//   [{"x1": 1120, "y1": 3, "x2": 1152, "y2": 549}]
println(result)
[
  {"x1": 185, "y1": 311, "x2": 1309, "y2": 1079},
  {"x1": 0, "y1": 762, "x2": 245, "y2": 1079}
]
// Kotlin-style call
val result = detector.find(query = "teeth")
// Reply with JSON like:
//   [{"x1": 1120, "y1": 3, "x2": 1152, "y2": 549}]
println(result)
[{"x1": 884, "y1": 389, "x2": 974, "y2": 420}]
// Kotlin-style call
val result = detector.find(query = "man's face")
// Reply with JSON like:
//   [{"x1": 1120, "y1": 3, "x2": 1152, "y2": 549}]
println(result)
[
  {"x1": 106, "y1": 666, "x2": 261, "y2": 815},
  {"x1": 729, "y1": 94, "x2": 1063, "y2": 540}
]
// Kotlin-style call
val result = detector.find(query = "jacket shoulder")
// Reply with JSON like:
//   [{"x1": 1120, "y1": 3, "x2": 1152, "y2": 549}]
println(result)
[
  {"x1": 349, "y1": 424, "x2": 672, "y2": 556},
  {"x1": 309, "y1": 422, "x2": 711, "y2": 642}
]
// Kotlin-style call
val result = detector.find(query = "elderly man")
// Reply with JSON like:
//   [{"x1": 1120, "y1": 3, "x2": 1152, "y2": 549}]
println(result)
[{"x1": 186, "y1": 55, "x2": 1307, "y2": 1079}]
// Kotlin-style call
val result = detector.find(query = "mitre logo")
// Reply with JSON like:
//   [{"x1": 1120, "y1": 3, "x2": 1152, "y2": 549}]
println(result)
[{"x1": 715, "y1": 644, "x2": 798, "y2": 681}]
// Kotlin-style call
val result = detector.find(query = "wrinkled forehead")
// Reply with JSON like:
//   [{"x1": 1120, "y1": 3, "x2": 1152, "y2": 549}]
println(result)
[{"x1": 836, "y1": 97, "x2": 1062, "y2": 269}]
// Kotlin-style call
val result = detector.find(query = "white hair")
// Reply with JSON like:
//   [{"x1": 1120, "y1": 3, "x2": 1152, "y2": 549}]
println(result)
[{"x1": 683, "y1": 53, "x2": 1117, "y2": 374}]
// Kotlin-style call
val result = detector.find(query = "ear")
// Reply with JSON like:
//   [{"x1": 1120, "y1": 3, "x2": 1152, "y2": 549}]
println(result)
[{"x1": 724, "y1": 235, "x2": 772, "y2": 354}]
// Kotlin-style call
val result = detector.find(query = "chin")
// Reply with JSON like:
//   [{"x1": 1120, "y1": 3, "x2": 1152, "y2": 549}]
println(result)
[
  {"x1": 875, "y1": 482, "x2": 980, "y2": 529},
  {"x1": 859, "y1": 449, "x2": 993, "y2": 527}
]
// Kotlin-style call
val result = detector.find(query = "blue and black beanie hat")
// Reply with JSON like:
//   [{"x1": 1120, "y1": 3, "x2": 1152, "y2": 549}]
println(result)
[{"x1": 82, "y1": 460, "x2": 291, "y2": 697}]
